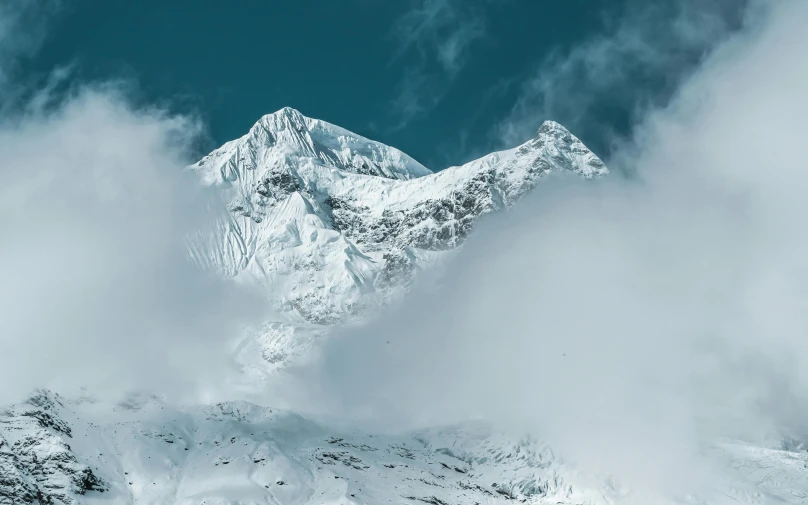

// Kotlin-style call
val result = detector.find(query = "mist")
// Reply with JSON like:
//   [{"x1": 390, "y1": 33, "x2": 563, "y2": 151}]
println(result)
[
  {"x1": 295, "y1": 0, "x2": 808, "y2": 500},
  {"x1": 0, "y1": 57, "x2": 263, "y2": 402},
  {"x1": 3, "y1": 0, "x2": 807, "y2": 499}
]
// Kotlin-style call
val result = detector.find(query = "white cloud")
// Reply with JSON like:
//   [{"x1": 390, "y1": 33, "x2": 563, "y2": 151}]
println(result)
[
  {"x1": 0, "y1": 87, "x2": 265, "y2": 404},
  {"x1": 0, "y1": 5, "x2": 264, "y2": 404},
  {"x1": 298, "y1": 0, "x2": 808, "y2": 500}
]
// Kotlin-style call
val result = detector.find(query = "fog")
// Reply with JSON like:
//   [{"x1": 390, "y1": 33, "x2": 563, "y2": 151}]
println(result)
[
  {"x1": 0, "y1": 1, "x2": 269, "y2": 405},
  {"x1": 2, "y1": 0, "x2": 807, "y2": 500},
  {"x1": 296, "y1": 0, "x2": 808, "y2": 499},
  {"x1": 0, "y1": 85, "x2": 263, "y2": 402}
]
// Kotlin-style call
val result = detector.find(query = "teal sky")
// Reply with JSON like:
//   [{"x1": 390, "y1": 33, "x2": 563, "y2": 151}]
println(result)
[{"x1": 19, "y1": 0, "x2": 732, "y2": 169}]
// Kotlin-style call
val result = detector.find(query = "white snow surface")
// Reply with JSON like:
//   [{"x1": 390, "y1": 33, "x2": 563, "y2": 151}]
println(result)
[
  {"x1": 3, "y1": 108, "x2": 806, "y2": 504},
  {"x1": 1, "y1": 390, "x2": 806, "y2": 505}
]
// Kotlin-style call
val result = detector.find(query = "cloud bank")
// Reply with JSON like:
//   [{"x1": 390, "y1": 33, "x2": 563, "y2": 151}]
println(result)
[
  {"x1": 300, "y1": 0, "x2": 808, "y2": 500},
  {"x1": 0, "y1": 6, "x2": 262, "y2": 404}
]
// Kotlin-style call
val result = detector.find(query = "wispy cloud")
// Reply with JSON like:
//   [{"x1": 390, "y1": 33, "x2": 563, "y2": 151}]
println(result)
[
  {"x1": 0, "y1": 0, "x2": 61, "y2": 89},
  {"x1": 387, "y1": 0, "x2": 495, "y2": 130},
  {"x1": 393, "y1": 0, "x2": 488, "y2": 75},
  {"x1": 494, "y1": 0, "x2": 748, "y2": 155},
  {"x1": 386, "y1": 67, "x2": 436, "y2": 132}
]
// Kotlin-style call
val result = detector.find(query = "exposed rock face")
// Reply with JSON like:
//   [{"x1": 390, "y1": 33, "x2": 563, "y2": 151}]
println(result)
[{"x1": 0, "y1": 392, "x2": 106, "y2": 505}]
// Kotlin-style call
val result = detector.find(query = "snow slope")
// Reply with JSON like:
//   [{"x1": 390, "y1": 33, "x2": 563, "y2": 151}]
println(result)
[{"x1": 1, "y1": 390, "x2": 806, "y2": 505}]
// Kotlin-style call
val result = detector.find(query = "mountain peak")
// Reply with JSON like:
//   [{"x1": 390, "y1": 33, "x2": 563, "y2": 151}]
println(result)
[
  {"x1": 264, "y1": 105, "x2": 308, "y2": 124},
  {"x1": 251, "y1": 106, "x2": 310, "y2": 137},
  {"x1": 192, "y1": 107, "x2": 432, "y2": 187},
  {"x1": 536, "y1": 120, "x2": 600, "y2": 147},
  {"x1": 533, "y1": 119, "x2": 607, "y2": 178},
  {"x1": 274, "y1": 105, "x2": 304, "y2": 117},
  {"x1": 191, "y1": 110, "x2": 609, "y2": 339}
]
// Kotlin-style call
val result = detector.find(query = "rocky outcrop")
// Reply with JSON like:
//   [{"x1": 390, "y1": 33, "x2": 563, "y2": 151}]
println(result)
[{"x1": 0, "y1": 392, "x2": 106, "y2": 505}]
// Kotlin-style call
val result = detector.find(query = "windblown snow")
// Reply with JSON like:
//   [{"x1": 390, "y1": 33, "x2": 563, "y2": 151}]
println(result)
[{"x1": 2, "y1": 108, "x2": 805, "y2": 505}]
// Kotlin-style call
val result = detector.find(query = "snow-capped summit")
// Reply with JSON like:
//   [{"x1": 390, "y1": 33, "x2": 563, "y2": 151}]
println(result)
[
  {"x1": 191, "y1": 106, "x2": 431, "y2": 187},
  {"x1": 186, "y1": 109, "x2": 607, "y2": 376}
]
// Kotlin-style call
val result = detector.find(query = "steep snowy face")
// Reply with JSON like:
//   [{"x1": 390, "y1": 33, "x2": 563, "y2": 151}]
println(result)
[
  {"x1": 185, "y1": 109, "x2": 608, "y2": 379},
  {"x1": 189, "y1": 108, "x2": 607, "y2": 338},
  {"x1": 188, "y1": 107, "x2": 430, "y2": 323}
]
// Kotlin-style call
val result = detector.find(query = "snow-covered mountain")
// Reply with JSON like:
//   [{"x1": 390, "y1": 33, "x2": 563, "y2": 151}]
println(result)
[
  {"x1": 189, "y1": 107, "x2": 604, "y2": 317},
  {"x1": 1, "y1": 390, "x2": 805, "y2": 505},
  {"x1": 0, "y1": 390, "x2": 590, "y2": 505},
  {"x1": 3, "y1": 109, "x2": 806, "y2": 505},
  {"x1": 186, "y1": 107, "x2": 607, "y2": 379}
]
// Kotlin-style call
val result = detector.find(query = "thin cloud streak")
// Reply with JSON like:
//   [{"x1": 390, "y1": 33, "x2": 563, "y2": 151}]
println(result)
[
  {"x1": 0, "y1": 0, "x2": 62, "y2": 107},
  {"x1": 494, "y1": 0, "x2": 747, "y2": 156},
  {"x1": 387, "y1": 0, "x2": 494, "y2": 130}
]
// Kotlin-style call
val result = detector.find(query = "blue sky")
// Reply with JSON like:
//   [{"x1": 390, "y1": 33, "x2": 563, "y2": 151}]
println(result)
[{"x1": 16, "y1": 0, "x2": 742, "y2": 169}]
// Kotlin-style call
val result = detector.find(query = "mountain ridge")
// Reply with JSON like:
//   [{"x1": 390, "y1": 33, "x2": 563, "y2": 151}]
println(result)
[{"x1": 186, "y1": 107, "x2": 607, "y2": 381}]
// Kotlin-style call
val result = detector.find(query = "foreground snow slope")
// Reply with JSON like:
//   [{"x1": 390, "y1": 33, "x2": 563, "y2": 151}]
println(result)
[
  {"x1": 1, "y1": 391, "x2": 806, "y2": 505},
  {"x1": 5, "y1": 391, "x2": 588, "y2": 505}
]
